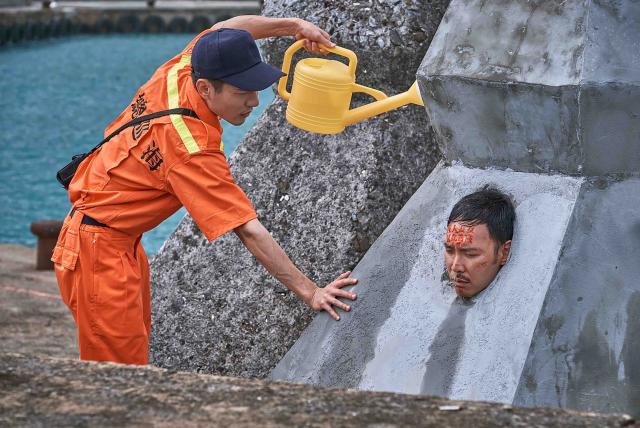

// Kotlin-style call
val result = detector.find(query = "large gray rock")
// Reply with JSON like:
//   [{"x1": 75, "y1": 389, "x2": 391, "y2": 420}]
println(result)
[
  {"x1": 262, "y1": 0, "x2": 450, "y2": 95},
  {"x1": 149, "y1": 0, "x2": 449, "y2": 377}
]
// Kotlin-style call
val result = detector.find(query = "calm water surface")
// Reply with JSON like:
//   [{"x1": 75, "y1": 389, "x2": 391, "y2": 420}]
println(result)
[{"x1": 0, "y1": 34, "x2": 274, "y2": 254}]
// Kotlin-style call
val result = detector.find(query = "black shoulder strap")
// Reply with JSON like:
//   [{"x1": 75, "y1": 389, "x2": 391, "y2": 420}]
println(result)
[{"x1": 88, "y1": 108, "x2": 199, "y2": 155}]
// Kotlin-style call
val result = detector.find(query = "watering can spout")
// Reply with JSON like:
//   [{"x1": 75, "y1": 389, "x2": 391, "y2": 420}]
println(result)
[{"x1": 344, "y1": 81, "x2": 424, "y2": 127}]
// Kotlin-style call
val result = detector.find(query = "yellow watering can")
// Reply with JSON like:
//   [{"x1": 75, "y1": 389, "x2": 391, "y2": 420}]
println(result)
[{"x1": 277, "y1": 39, "x2": 424, "y2": 135}]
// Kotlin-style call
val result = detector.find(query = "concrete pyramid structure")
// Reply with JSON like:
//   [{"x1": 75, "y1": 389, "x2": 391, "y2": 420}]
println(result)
[{"x1": 272, "y1": 0, "x2": 640, "y2": 416}]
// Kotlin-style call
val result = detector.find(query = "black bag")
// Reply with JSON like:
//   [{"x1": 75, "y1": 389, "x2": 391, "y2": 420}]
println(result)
[{"x1": 56, "y1": 108, "x2": 199, "y2": 189}]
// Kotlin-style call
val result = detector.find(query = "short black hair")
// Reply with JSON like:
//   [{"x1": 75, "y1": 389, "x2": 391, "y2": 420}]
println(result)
[
  {"x1": 448, "y1": 186, "x2": 515, "y2": 245},
  {"x1": 191, "y1": 71, "x2": 224, "y2": 93}
]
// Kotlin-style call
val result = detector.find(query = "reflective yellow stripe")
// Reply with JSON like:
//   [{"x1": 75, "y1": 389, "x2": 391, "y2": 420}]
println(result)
[
  {"x1": 167, "y1": 54, "x2": 199, "y2": 154},
  {"x1": 220, "y1": 140, "x2": 224, "y2": 152}
]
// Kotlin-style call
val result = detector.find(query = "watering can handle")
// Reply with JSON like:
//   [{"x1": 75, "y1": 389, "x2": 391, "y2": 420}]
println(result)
[
  {"x1": 278, "y1": 39, "x2": 359, "y2": 101},
  {"x1": 352, "y1": 84, "x2": 388, "y2": 101}
]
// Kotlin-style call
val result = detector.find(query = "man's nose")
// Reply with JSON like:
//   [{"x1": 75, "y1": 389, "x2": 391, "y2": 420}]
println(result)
[
  {"x1": 247, "y1": 92, "x2": 259, "y2": 108},
  {"x1": 451, "y1": 254, "x2": 465, "y2": 272}
]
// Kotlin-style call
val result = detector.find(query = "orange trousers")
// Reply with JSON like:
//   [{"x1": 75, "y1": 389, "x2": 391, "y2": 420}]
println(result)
[{"x1": 52, "y1": 210, "x2": 151, "y2": 365}]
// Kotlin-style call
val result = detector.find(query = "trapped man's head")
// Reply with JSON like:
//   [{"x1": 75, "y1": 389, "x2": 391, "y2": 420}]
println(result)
[{"x1": 444, "y1": 187, "x2": 515, "y2": 298}]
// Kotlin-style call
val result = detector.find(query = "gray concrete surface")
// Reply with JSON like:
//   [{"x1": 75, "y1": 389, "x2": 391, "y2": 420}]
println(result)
[
  {"x1": 272, "y1": 0, "x2": 640, "y2": 418},
  {"x1": 272, "y1": 171, "x2": 640, "y2": 417},
  {"x1": 149, "y1": 0, "x2": 449, "y2": 378},
  {"x1": 272, "y1": 163, "x2": 583, "y2": 404},
  {"x1": 514, "y1": 176, "x2": 640, "y2": 415},
  {"x1": 416, "y1": 0, "x2": 640, "y2": 176}
]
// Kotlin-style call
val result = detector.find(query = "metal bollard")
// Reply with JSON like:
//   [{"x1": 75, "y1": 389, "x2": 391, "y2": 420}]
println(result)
[{"x1": 30, "y1": 220, "x2": 64, "y2": 270}]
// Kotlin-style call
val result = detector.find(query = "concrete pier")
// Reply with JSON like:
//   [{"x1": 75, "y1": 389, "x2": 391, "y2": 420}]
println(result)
[{"x1": 0, "y1": 1, "x2": 260, "y2": 45}]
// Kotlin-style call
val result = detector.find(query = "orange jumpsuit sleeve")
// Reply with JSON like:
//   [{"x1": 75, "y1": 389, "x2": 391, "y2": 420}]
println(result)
[{"x1": 166, "y1": 151, "x2": 257, "y2": 241}]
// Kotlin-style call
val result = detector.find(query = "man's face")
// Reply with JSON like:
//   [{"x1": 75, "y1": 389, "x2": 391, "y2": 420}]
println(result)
[
  {"x1": 444, "y1": 222, "x2": 511, "y2": 298},
  {"x1": 197, "y1": 80, "x2": 260, "y2": 125}
]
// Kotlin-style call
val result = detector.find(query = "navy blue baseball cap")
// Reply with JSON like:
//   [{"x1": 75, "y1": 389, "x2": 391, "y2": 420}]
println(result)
[{"x1": 192, "y1": 28, "x2": 285, "y2": 91}]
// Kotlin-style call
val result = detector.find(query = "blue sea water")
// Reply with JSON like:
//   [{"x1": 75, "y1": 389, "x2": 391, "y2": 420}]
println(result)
[{"x1": 0, "y1": 34, "x2": 274, "y2": 255}]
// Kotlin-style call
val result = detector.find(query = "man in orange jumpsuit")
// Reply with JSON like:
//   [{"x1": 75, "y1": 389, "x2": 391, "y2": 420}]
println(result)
[{"x1": 52, "y1": 15, "x2": 358, "y2": 365}]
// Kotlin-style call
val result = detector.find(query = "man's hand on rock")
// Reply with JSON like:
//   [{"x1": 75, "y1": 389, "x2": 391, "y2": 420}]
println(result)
[
  {"x1": 294, "y1": 18, "x2": 335, "y2": 54},
  {"x1": 309, "y1": 271, "x2": 358, "y2": 320}
]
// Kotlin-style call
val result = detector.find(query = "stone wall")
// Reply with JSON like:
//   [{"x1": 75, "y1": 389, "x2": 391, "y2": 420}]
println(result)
[{"x1": 149, "y1": 0, "x2": 448, "y2": 378}]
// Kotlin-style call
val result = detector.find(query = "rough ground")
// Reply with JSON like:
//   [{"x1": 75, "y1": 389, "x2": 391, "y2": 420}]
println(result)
[
  {"x1": 1, "y1": 352, "x2": 636, "y2": 428},
  {"x1": 0, "y1": 244, "x2": 77, "y2": 359}
]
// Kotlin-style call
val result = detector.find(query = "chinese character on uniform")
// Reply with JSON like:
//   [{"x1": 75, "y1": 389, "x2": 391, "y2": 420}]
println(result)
[
  {"x1": 131, "y1": 93, "x2": 150, "y2": 140},
  {"x1": 141, "y1": 140, "x2": 163, "y2": 171},
  {"x1": 131, "y1": 93, "x2": 147, "y2": 119}
]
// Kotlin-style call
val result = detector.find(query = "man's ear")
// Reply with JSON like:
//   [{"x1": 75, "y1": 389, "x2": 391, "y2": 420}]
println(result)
[
  {"x1": 499, "y1": 240, "x2": 512, "y2": 266},
  {"x1": 195, "y1": 78, "x2": 210, "y2": 97}
]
